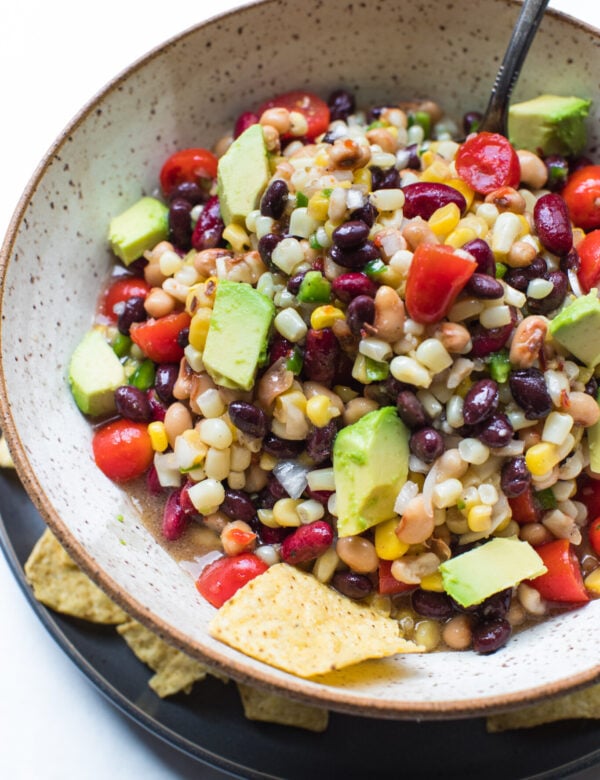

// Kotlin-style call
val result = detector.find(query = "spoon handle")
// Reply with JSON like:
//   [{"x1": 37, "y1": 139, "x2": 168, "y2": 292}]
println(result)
[{"x1": 478, "y1": 0, "x2": 550, "y2": 135}]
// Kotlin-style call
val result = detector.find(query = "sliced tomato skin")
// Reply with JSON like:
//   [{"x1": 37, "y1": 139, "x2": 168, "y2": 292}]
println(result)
[
  {"x1": 575, "y1": 229, "x2": 600, "y2": 293},
  {"x1": 159, "y1": 148, "x2": 218, "y2": 198},
  {"x1": 528, "y1": 539, "x2": 589, "y2": 604},
  {"x1": 257, "y1": 90, "x2": 330, "y2": 141},
  {"x1": 196, "y1": 553, "x2": 268, "y2": 608},
  {"x1": 101, "y1": 276, "x2": 151, "y2": 321},
  {"x1": 378, "y1": 558, "x2": 415, "y2": 595},
  {"x1": 130, "y1": 311, "x2": 191, "y2": 363},
  {"x1": 92, "y1": 419, "x2": 153, "y2": 483},
  {"x1": 456, "y1": 132, "x2": 520, "y2": 194},
  {"x1": 562, "y1": 165, "x2": 600, "y2": 231}
]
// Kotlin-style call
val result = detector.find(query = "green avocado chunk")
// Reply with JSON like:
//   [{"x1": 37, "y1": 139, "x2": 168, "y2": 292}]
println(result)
[
  {"x1": 439, "y1": 537, "x2": 547, "y2": 608},
  {"x1": 548, "y1": 291, "x2": 600, "y2": 367},
  {"x1": 108, "y1": 196, "x2": 169, "y2": 265},
  {"x1": 508, "y1": 94, "x2": 591, "y2": 157},
  {"x1": 217, "y1": 124, "x2": 270, "y2": 226},
  {"x1": 333, "y1": 406, "x2": 409, "y2": 538},
  {"x1": 69, "y1": 329, "x2": 126, "y2": 417},
  {"x1": 202, "y1": 280, "x2": 275, "y2": 391}
]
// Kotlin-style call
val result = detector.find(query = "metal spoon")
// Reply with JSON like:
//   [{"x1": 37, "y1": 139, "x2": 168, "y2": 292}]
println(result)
[{"x1": 478, "y1": 0, "x2": 550, "y2": 135}]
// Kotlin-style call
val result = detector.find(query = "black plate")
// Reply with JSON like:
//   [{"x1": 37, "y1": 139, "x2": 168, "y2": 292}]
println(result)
[{"x1": 1, "y1": 468, "x2": 599, "y2": 780}]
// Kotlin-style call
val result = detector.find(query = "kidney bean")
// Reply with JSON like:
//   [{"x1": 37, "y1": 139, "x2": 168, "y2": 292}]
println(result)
[
  {"x1": 534, "y1": 193, "x2": 573, "y2": 256},
  {"x1": 544, "y1": 154, "x2": 569, "y2": 191},
  {"x1": 330, "y1": 240, "x2": 381, "y2": 270},
  {"x1": 191, "y1": 195, "x2": 224, "y2": 250},
  {"x1": 154, "y1": 363, "x2": 179, "y2": 403},
  {"x1": 411, "y1": 588, "x2": 456, "y2": 620},
  {"x1": 478, "y1": 412, "x2": 514, "y2": 448},
  {"x1": 117, "y1": 296, "x2": 147, "y2": 335},
  {"x1": 472, "y1": 618, "x2": 512, "y2": 654},
  {"x1": 221, "y1": 489, "x2": 257, "y2": 523},
  {"x1": 234, "y1": 111, "x2": 259, "y2": 138},
  {"x1": 280, "y1": 520, "x2": 334, "y2": 564},
  {"x1": 257, "y1": 232, "x2": 283, "y2": 268},
  {"x1": 346, "y1": 295, "x2": 376, "y2": 337},
  {"x1": 146, "y1": 465, "x2": 163, "y2": 496},
  {"x1": 409, "y1": 427, "x2": 444, "y2": 463},
  {"x1": 303, "y1": 327, "x2": 340, "y2": 384},
  {"x1": 462, "y1": 378, "x2": 499, "y2": 426},
  {"x1": 501, "y1": 456, "x2": 531, "y2": 497},
  {"x1": 509, "y1": 368, "x2": 552, "y2": 420},
  {"x1": 370, "y1": 166, "x2": 400, "y2": 190},
  {"x1": 260, "y1": 179, "x2": 289, "y2": 219},
  {"x1": 306, "y1": 420, "x2": 337, "y2": 464},
  {"x1": 162, "y1": 488, "x2": 190, "y2": 541},
  {"x1": 332, "y1": 220, "x2": 371, "y2": 249},
  {"x1": 465, "y1": 273, "x2": 504, "y2": 299},
  {"x1": 114, "y1": 385, "x2": 151, "y2": 422},
  {"x1": 526, "y1": 270, "x2": 568, "y2": 315},
  {"x1": 332, "y1": 571, "x2": 373, "y2": 600},
  {"x1": 463, "y1": 110, "x2": 482, "y2": 135},
  {"x1": 268, "y1": 334, "x2": 295, "y2": 365},
  {"x1": 401, "y1": 143, "x2": 421, "y2": 171},
  {"x1": 228, "y1": 400, "x2": 268, "y2": 439},
  {"x1": 396, "y1": 390, "x2": 429, "y2": 429},
  {"x1": 168, "y1": 181, "x2": 207, "y2": 206},
  {"x1": 469, "y1": 308, "x2": 516, "y2": 358},
  {"x1": 146, "y1": 388, "x2": 168, "y2": 421},
  {"x1": 475, "y1": 588, "x2": 512, "y2": 622},
  {"x1": 305, "y1": 486, "x2": 333, "y2": 506},
  {"x1": 168, "y1": 197, "x2": 194, "y2": 250},
  {"x1": 462, "y1": 238, "x2": 495, "y2": 276},
  {"x1": 331, "y1": 272, "x2": 377, "y2": 302},
  {"x1": 327, "y1": 88, "x2": 355, "y2": 122},
  {"x1": 350, "y1": 200, "x2": 377, "y2": 226},
  {"x1": 262, "y1": 433, "x2": 305, "y2": 459},
  {"x1": 250, "y1": 516, "x2": 291, "y2": 544},
  {"x1": 402, "y1": 182, "x2": 466, "y2": 220}
]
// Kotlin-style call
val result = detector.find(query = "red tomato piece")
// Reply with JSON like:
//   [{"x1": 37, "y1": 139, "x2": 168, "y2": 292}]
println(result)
[
  {"x1": 404, "y1": 243, "x2": 476, "y2": 324},
  {"x1": 456, "y1": 132, "x2": 520, "y2": 194},
  {"x1": 575, "y1": 229, "x2": 600, "y2": 293},
  {"x1": 589, "y1": 516, "x2": 600, "y2": 557},
  {"x1": 92, "y1": 419, "x2": 153, "y2": 483},
  {"x1": 575, "y1": 473, "x2": 600, "y2": 517},
  {"x1": 130, "y1": 311, "x2": 191, "y2": 363},
  {"x1": 257, "y1": 90, "x2": 330, "y2": 141},
  {"x1": 529, "y1": 539, "x2": 589, "y2": 604},
  {"x1": 159, "y1": 147, "x2": 218, "y2": 198},
  {"x1": 101, "y1": 276, "x2": 151, "y2": 321},
  {"x1": 196, "y1": 553, "x2": 268, "y2": 608},
  {"x1": 508, "y1": 486, "x2": 542, "y2": 525},
  {"x1": 377, "y1": 559, "x2": 415, "y2": 596},
  {"x1": 562, "y1": 165, "x2": 600, "y2": 232}
]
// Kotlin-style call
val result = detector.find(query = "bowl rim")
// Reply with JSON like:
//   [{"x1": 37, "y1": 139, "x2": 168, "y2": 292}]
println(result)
[{"x1": 1, "y1": 0, "x2": 600, "y2": 720}]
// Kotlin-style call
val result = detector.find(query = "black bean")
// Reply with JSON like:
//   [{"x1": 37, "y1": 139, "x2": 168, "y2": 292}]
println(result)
[
  {"x1": 527, "y1": 270, "x2": 568, "y2": 315},
  {"x1": 221, "y1": 489, "x2": 256, "y2": 523},
  {"x1": 346, "y1": 295, "x2": 376, "y2": 337},
  {"x1": 509, "y1": 368, "x2": 552, "y2": 420},
  {"x1": 396, "y1": 390, "x2": 429, "y2": 429},
  {"x1": 327, "y1": 88, "x2": 355, "y2": 122},
  {"x1": 462, "y1": 378, "x2": 499, "y2": 426},
  {"x1": 409, "y1": 427, "x2": 444, "y2": 463},
  {"x1": 478, "y1": 412, "x2": 514, "y2": 448},
  {"x1": 329, "y1": 240, "x2": 381, "y2": 270},
  {"x1": 585, "y1": 376, "x2": 599, "y2": 397},
  {"x1": 462, "y1": 238, "x2": 495, "y2": 276},
  {"x1": 260, "y1": 179, "x2": 289, "y2": 219},
  {"x1": 306, "y1": 420, "x2": 337, "y2": 464},
  {"x1": 500, "y1": 456, "x2": 531, "y2": 498},
  {"x1": 370, "y1": 165, "x2": 400, "y2": 190},
  {"x1": 287, "y1": 271, "x2": 307, "y2": 295},
  {"x1": 332, "y1": 220, "x2": 371, "y2": 249},
  {"x1": 411, "y1": 588, "x2": 456, "y2": 620},
  {"x1": 350, "y1": 200, "x2": 377, "y2": 227},
  {"x1": 262, "y1": 433, "x2": 305, "y2": 459},
  {"x1": 168, "y1": 181, "x2": 207, "y2": 206},
  {"x1": 332, "y1": 571, "x2": 373, "y2": 600},
  {"x1": 463, "y1": 110, "x2": 482, "y2": 135},
  {"x1": 475, "y1": 588, "x2": 512, "y2": 622},
  {"x1": 117, "y1": 296, "x2": 146, "y2": 335},
  {"x1": 401, "y1": 143, "x2": 421, "y2": 171},
  {"x1": 257, "y1": 233, "x2": 283, "y2": 269},
  {"x1": 154, "y1": 363, "x2": 179, "y2": 403},
  {"x1": 472, "y1": 618, "x2": 512, "y2": 654},
  {"x1": 177, "y1": 327, "x2": 190, "y2": 349},
  {"x1": 503, "y1": 269, "x2": 530, "y2": 292},
  {"x1": 544, "y1": 154, "x2": 569, "y2": 192},
  {"x1": 114, "y1": 385, "x2": 151, "y2": 422},
  {"x1": 560, "y1": 247, "x2": 580, "y2": 273},
  {"x1": 465, "y1": 273, "x2": 504, "y2": 299},
  {"x1": 228, "y1": 401, "x2": 268, "y2": 439},
  {"x1": 168, "y1": 197, "x2": 194, "y2": 250}
]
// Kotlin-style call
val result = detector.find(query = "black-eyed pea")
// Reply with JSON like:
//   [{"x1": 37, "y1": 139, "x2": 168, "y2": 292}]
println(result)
[
  {"x1": 563, "y1": 390, "x2": 600, "y2": 427},
  {"x1": 164, "y1": 402, "x2": 193, "y2": 448},
  {"x1": 509, "y1": 315, "x2": 549, "y2": 369},
  {"x1": 373, "y1": 285, "x2": 405, "y2": 342},
  {"x1": 517, "y1": 149, "x2": 548, "y2": 190},
  {"x1": 336, "y1": 535, "x2": 379, "y2": 573}
]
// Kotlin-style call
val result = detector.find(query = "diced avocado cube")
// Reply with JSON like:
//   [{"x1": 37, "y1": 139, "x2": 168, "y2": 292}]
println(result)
[
  {"x1": 108, "y1": 196, "x2": 169, "y2": 265},
  {"x1": 69, "y1": 329, "x2": 126, "y2": 416},
  {"x1": 439, "y1": 537, "x2": 547, "y2": 608},
  {"x1": 548, "y1": 291, "x2": 600, "y2": 367},
  {"x1": 202, "y1": 280, "x2": 275, "y2": 391},
  {"x1": 508, "y1": 95, "x2": 591, "y2": 157},
  {"x1": 217, "y1": 124, "x2": 270, "y2": 226},
  {"x1": 333, "y1": 406, "x2": 409, "y2": 537}
]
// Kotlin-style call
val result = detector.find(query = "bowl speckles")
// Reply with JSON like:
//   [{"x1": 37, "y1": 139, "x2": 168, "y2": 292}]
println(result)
[{"x1": 1, "y1": 0, "x2": 599, "y2": 718}]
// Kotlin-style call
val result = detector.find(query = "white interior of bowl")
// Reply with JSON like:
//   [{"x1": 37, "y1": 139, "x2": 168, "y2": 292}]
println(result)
[{"x1": 1, "y1": 0, "x2": 600, "y2": 718}]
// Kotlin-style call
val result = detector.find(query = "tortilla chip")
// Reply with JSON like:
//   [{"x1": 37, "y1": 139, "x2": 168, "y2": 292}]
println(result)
[
  {"x1": 486, "y1": 683, "x2": 600, "y2": 732},
  {"x1": 117, "y1": 619, "x2": 210, "y2": 697},
  {"x1": 0, "y1": 434, "x2": 14, "y2": 468},
  {"x1": 237, "y1": 683, "x2": 329, "y2": 731},
  {"x1": 24, "y1": 529, "x2": 128, "y2": 624},
  {"x1": 209, "y1": 563, "x2": 423, "y2": 678}
]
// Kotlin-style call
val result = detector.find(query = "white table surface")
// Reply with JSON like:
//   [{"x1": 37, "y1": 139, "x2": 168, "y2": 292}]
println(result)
[{"x1": 1, "y1": 1, "x2": 600, "y2": 778}]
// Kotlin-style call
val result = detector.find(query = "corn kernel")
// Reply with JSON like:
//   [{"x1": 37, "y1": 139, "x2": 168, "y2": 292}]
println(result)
[
  {"x1": 314, "y1": 150, "x2": 330, "y2": 167},
  {"x1": 517, "y1": 214, "x2": 530, "y2": 237},
  {"x1": 272, "y1": 497, "x2": 302, "y2": 527},
  {"x1": 420, "y1": 150, "x2": 436, "y2": 168},
  {"x1": 445, "y1": 226, "x2": 478, "y2": 248},
  {"x1": 353, "y1": 167, "x2": 372, "y2": 189},
  {"x1": 307, "y1": 191, "x2": 330, "y2": 222},
  {"x1": 374, "y1": 518, "x2": 410, "y2": 560},
  {"x1": 259, "y1": 452, "x2": 278, "y2": 471},
  {"x1": 222, "y1": 223, "x2": 251, "y2": 252},
  {"x1": 446, "y1": 178, "x2": 475, "y2": 210},
  {"x1": 419, "y1": 571, "x2": 445, "y2": 592},
  {"x1": 584, "y1": 567, "x2": 600, "y2": 595},
  {"x1": 148, "y1": 421, "x2": 168, "y2": 452},
  {"x1": 525, "y1": 442, "x2": 560, "y2": 476},
  {"x1": 420, "y1": 158, "x2": 451, "y2": 183},
  {"x1": 467, "y1": 504, "x2": 493, "y2": 532},
  {"x1": 310, "y1": 305, "x2": 345, "y2": 330},
  {"x1": 428, "y1": 202, "x2": 460, "y2": 239},
  {"x1": 188, "y1": 307, "x2": 212, "y2": 351},
  {"x1": 257, "y1": 508, "x2": 278, "y2": 528},
  {"x1": 306, "y1": 394, "x2": 340, "y2": 427}
]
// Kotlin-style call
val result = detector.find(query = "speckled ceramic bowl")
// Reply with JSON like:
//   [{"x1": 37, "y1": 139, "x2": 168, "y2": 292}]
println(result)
[{"x1": 1, "y1": 0, "x2": 600, "y2": 719}]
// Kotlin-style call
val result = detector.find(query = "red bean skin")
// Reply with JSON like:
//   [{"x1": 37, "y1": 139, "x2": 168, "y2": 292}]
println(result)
[
  {"x1": 402, "y1": 182, "x2": 466, "y2": 220},
  {"x1": 280, "y1": 521, "x2": 334, "y2": 564},
  {"x1": 331, "y1": 272, "x2": 377, "y2": 302},
  {"x1": 533, "y1": 193, "x2": 573, "y2": 256}
]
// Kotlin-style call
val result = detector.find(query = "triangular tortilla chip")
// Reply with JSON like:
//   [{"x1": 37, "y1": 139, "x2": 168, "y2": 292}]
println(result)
[
  {"x1": 487, "y1": 683, "x2": 600, "y2": 732},
  {"x1": 237, "y1": 683, "x2": 329, "y2": 731}
]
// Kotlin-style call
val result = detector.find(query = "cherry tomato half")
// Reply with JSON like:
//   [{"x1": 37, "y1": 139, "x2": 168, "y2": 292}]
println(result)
[
  {"x1": 528, "y1": 539, "x2": 589, "y2": 604},
  {"x1": 92, "y1": 419, "x2": 153, "y2": 483},
  {"x1": 159, "y1": 148, "x2": 218, "y2": 198},
  {"x1": 130, "y1": 311, "x2": 191, "y2": 363},
  {"x1": 589, "y1": 516, "x2": 600, "y2": 557},
  {"x1": 575, "y1": 229, "x2": 600, "y2": 293},
  {"x1": 257, "y1": 90, "x2": 330, "y2": 141},
  {"x1": 562, "y1": 164, "x2": 600, "y2": 231},
  {"x1": 377, "y1": 559, "x2": 415, "y2": 596},
  {"x1": 456, "y1": 132, "x2": 520, "y2": 194},
  {"x1": 101, "y1": 276, "x2": 151, "y2": 321},
  {"x1": 405, "y1": 243, "x2": 476, "y2": 324},
  {"x1": 196, "y1": 553, "x2": 268, "y2": 608}
]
